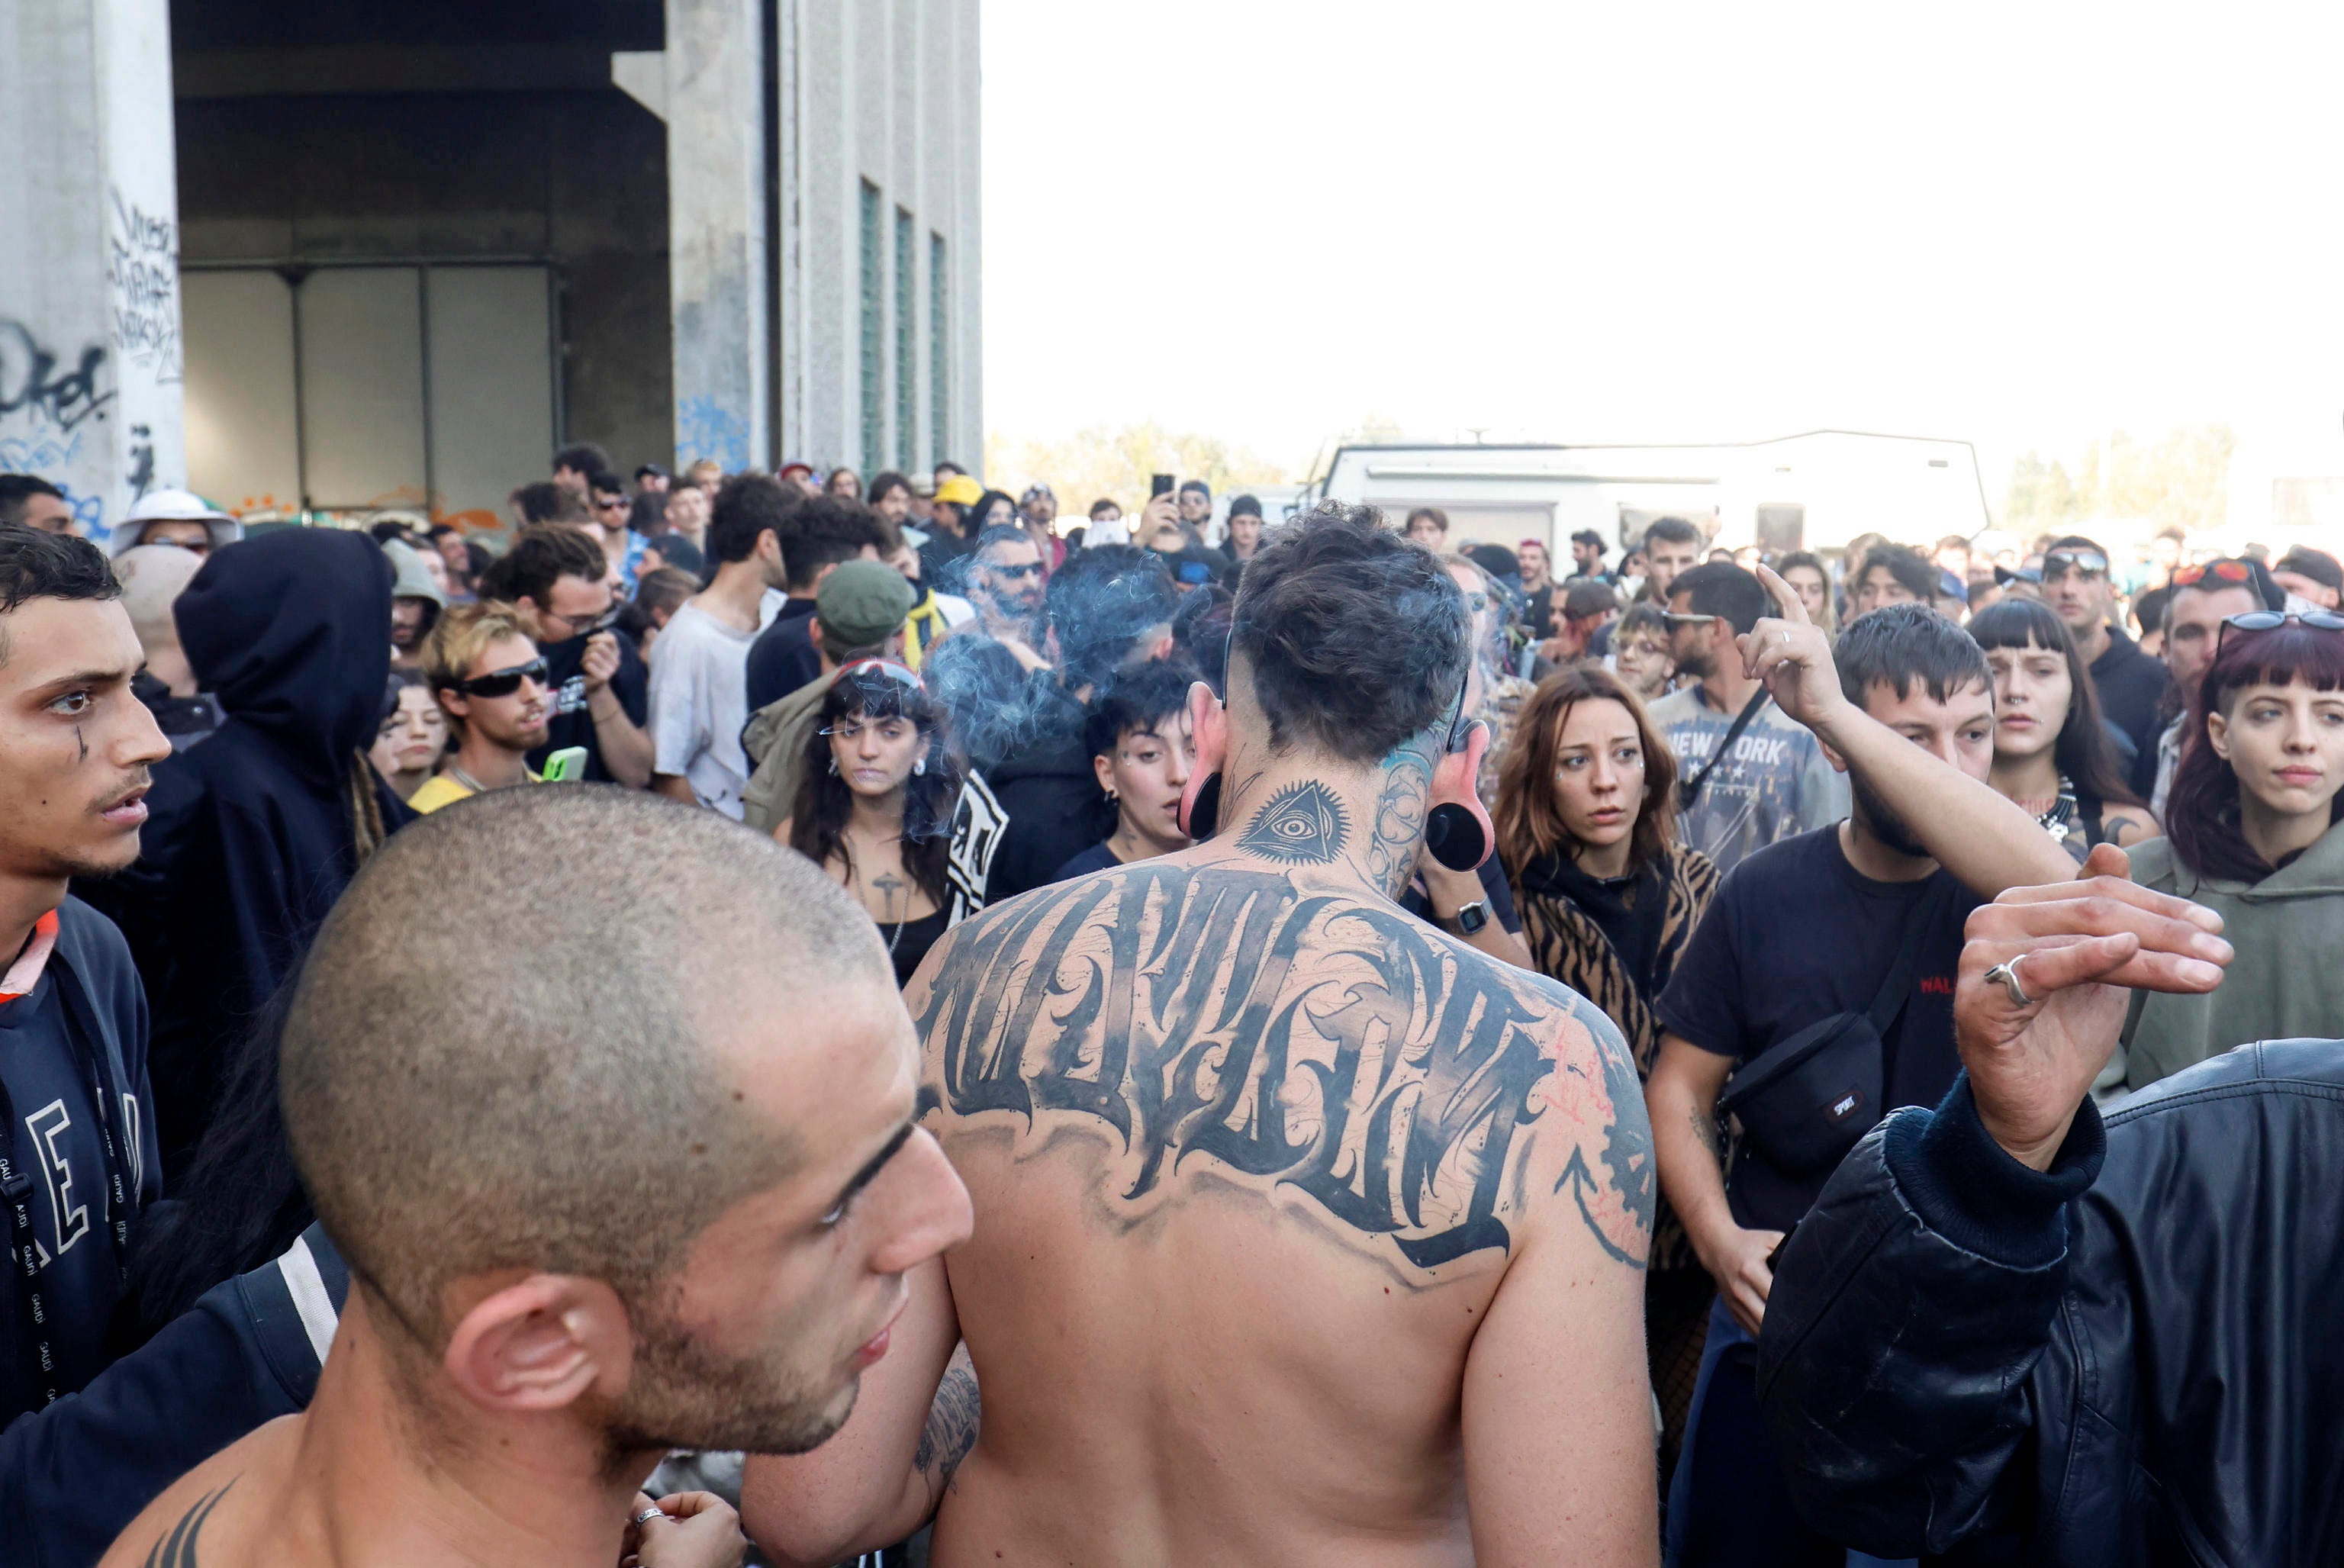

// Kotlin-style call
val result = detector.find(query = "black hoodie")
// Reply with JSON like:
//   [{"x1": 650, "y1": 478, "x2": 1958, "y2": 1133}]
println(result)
[
  {"x1": 979, "y1": 683, "x2": 1117, "y2": 905},
  {"x1": 82, "y1": 530, "x2": 409, "y2": 1174}
]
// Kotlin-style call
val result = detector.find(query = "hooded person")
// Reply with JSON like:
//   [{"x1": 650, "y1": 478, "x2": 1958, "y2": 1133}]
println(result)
[
  {"x1": 380, "y1": 538, "x2": 446, "y2": 673},
  {"x1": 85, "y1": 529, "x2": 411, "y2": 1176},
  {"x1": 106, "y1": 489, "x2": 243, "y2": 559}
]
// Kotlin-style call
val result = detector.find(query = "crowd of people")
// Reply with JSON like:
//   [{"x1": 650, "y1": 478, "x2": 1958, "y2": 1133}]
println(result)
[{"x1": 0, "y1": 449, "x2": 2339, "y2": 1566}]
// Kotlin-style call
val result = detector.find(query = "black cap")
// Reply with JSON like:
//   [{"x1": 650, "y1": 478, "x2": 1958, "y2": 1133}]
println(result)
[{"x1": 1227, "y1": 494, "x2": 1263, "y2": 522}]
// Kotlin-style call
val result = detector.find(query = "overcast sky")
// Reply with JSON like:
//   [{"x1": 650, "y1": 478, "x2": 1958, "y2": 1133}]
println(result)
[{"x1": 980, "y1": 2, "x2": 2344, "y2": 483}]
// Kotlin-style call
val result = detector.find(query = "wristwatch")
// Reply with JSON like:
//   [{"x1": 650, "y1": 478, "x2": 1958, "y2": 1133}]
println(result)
[{"x1": 1453, "y1": 900, "x2": 1491, "y2": 935}]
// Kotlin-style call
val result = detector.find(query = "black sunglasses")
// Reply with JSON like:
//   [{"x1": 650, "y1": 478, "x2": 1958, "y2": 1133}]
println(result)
[
  {"x1": 987, "y1": 559, "x2": 1044, "y2": 581},
  {"x1": 2217, "y1": 609, "x2": 2344, "y2": 653},
  {"x1": 452, "y1": 658, "x2": 549, "y2": 699}
]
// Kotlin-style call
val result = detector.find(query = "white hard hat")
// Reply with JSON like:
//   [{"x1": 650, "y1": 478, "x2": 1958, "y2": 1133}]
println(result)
[{"x1": 110, "y1": 489, "x2": 243, "y2": 557}]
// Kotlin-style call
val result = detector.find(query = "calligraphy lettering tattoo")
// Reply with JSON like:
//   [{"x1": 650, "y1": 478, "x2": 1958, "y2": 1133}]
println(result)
[
  {"x1": 915, "y1": 862, "x2": 1653, "y2": 1278},
  {"x1": 1365, "y1": 738, "x2": 1436, "y2": 898},
  {"x1": 1235, "y1": 781, "x2": 1348, "y2": 864},
  {"x1": 913, "y1": 1343, "x2": 981, "y2": 1505},
  {"x1": 143, "y1": 1479, "x2": 234, "y2": 1568}
]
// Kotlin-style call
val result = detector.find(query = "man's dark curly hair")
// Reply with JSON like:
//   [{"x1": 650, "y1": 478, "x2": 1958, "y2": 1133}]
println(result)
[{"x1": 1231, "y1": 501, "x2": 1469, "y2": 762}]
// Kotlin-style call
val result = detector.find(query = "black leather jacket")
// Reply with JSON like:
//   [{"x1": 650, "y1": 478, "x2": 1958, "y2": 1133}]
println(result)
[{"x1": 1757, "y1": 1039, "x2": 2344, "y2": 1566}]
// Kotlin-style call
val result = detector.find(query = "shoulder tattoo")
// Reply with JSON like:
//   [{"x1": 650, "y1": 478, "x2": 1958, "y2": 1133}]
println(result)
[
  {"x1": 913, "y1": 1344, "x2": 981, "y2": 1502},
  {"x1": 143, "y1": 1481, "x2": 234, "y2": 1568},
  {"x1": 917, "y1": 862, "x2": 1650, "y2": 1279}
]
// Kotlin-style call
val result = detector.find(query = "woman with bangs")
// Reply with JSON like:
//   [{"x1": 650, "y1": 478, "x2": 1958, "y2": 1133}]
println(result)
[
  {"x1": 776, "y1": 659, "x2": 963, "y2": 987},
  {"x1": 1970, "y1": 597, "x2": 2159, "y2": 856},
  {"x1": 1492, "y1": 662, "x2": 1720, "y2": 1474},
  {"x1": 2119, "y1": 609, "x2": 2344, "y2": 1090}
]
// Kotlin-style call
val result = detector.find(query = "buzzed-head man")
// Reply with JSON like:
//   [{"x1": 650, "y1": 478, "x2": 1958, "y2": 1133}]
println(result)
[
  {"x1": 102, "y1": 787, "x2": 971, "y2": 1567},
  {"x1": 746, "y1": 503, "x2": 1657, "y2": 1565}
]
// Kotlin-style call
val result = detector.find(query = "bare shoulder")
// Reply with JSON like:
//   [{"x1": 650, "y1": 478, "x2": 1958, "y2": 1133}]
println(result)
[
  {"x1": 908, "y1": 857, "x2": 1653, "y2": 1282},
  {"x1": 100, "y1": 1416, "x2": 298, "y2": 1567},
  {"x1": 2104, "y1": 804, "x2": 2161, "y2": 849}
]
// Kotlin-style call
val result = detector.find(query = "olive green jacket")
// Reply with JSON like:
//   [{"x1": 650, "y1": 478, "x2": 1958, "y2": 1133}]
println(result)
[{"x1": 2120, "y1": 823, "x2": 2344, "y2": 1091}]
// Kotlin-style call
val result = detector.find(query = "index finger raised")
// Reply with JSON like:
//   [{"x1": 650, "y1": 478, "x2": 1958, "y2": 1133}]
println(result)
[{"x1": 1753, "y1": 563, "x2": 1811, "y2": 627}]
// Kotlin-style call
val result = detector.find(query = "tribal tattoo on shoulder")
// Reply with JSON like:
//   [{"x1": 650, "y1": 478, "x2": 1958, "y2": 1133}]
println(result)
[
  {"x1": 143, "y1": 1481, "x2": 233, "y2": 1567},
  {"x1": 915, "y1": 862, "x2": 1653, "y2": 1279},
  {"x1": 913, "y1": 1342, "x2": 981, "y2": 1508}
]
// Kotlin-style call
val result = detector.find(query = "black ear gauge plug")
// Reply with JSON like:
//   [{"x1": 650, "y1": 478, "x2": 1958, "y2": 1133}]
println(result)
[
  {"x1": 1185, "y1": 772, "x2": 1223, "y2": 840},
  {"x1": 1424, "y1": 801, "x2": 1488, "y2": 871}
]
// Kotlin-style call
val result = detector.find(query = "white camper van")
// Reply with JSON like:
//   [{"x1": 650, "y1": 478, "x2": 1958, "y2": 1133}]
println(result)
[{"x1": 1308, "y1": 430, "x2": 1990, "y2": 559}]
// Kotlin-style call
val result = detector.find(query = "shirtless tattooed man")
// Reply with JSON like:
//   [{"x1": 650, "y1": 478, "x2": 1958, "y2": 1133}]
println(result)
[{"x1": 749, "y1": 504, "x2": 1658, "y2": 1564}]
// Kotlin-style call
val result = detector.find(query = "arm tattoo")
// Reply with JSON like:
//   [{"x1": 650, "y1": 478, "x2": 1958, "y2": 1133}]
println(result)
[
  {"x1": 1234, "y1": 780, "x2": 1347, "y2": 863},
  {"x1": 1549, "y1": 1022, "x2": 1657, "y2": 1269},
  {"x1": 1691, "y1": 1107, "x2": 1721, "y2": 1159},
  {"x1": 916, "y1": 861, "x2": 1650, "y2": 1278},
  {"x1": 143, "y1": 1481, "x2": 234, "y2": 1568},
  {"x1": 913, "y1": 1344, "x2": 981, "y2": 1498},
  {"x1": 1364, "y1": 739, "x2": 1435, "y2": 899}
]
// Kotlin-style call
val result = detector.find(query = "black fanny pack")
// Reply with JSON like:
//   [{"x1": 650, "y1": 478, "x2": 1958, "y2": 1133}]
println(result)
[{"x1": 1717, "y1": 881, "x2": 1953, "y2": 1175}]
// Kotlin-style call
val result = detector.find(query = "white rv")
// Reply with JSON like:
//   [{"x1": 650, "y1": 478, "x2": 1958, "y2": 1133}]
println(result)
[{"x1": 1307, "y1": 430, "x2": 1991, "y2": 558}]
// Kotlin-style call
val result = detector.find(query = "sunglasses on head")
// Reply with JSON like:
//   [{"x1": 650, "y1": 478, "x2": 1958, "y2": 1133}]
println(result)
[
  {"x1": 1660, "y1": 611, "x2": 1718, "y2": 632},
  {"x1": 2172, "y1": 559, "x2": 2252, "y2": 589},
  {"x1": 2217, "y1": 609, "x2": 2344, "y2": 653},
  {"x1": 453, "y1": 658, "x2": 549, "y2": 699},
  {"x1": 830, "y1": 658, "x2": 922, "y2": 691},
  {"x1": 2043, "y1": 549, "x2": 2109, "y2": 578}
]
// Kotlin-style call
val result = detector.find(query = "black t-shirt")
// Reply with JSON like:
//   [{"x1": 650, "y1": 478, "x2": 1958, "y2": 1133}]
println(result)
[
  {"x1": 1522, "y1": 584, "x2": 1557, "y2": 639},
  {"x1": 1397, "y1": 852, "x2": 1523, "y2": 935},
  {"x1": 1654, "y1": 826, "x2": 1979, "y2": 1233},
  {"x1": 1053, "y1": 840, "x2": 1123, "y2": 883},
  {"x1": 745, "y1": 600, "x2": 822, "y2": 715},
  {"x1": 528, "y1": 630, "x2": 649, "y2": 785}
]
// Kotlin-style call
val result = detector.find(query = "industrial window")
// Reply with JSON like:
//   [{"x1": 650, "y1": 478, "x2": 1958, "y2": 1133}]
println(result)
[
  {"x1": 929, "y1": 232, "x2": 948, "y2": 465},
  {"x1": 858, "y1": 180, "x2": 883, "y2": 470},
  {"x1": 895, "y1": 208, "x2": 915, "y2": 472}
]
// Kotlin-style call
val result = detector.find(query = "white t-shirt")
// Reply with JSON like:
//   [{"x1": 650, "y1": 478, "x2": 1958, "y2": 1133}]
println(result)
[{"x1": 648, "y1": 600, "x2": 758, "y2": 819}]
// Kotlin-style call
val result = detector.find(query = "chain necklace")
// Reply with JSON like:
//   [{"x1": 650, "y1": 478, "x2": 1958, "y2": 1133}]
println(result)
[{"x1": 2033, "y1": 774, "x2": 2081, "y2": 846}]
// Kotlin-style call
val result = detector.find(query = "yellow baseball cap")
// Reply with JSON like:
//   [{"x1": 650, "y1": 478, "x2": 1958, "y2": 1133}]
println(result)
[{"x1": 934, "y1": 475, "x2": 984, "y2": 507}]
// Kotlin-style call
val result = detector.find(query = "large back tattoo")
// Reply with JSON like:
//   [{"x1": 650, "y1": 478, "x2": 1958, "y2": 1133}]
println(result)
[{"x1": 914, "y1": 857, "x2": 1653, "y2": 1283}]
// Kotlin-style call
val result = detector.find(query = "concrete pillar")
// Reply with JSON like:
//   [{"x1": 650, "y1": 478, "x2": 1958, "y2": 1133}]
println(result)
[
  {"x1": 0, "y1": 0, "x2": 185, "y2": 535},
  {"x1": 664, "y1": 0, "x2": 770, "y2": 475}
]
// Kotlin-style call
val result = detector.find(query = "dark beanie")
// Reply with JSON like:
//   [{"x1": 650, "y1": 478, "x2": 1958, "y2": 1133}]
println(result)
[{"x1": 1227, "y1": 494, "x2": 1263, "y2": 521}]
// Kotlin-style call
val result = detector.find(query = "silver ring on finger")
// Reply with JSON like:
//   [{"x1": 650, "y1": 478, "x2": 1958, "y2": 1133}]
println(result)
[
  {"x1": 1984, "y1": 957, "x2": 2033, "y2": 1008},
  {"x1": 633, "y1": 1508, "x2": 667, "y2": 1527}
]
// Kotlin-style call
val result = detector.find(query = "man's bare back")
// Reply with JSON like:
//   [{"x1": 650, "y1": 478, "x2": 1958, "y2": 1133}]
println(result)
[{"x1": 903, "y1": 841, "x2": 1656, "y2": 1564}]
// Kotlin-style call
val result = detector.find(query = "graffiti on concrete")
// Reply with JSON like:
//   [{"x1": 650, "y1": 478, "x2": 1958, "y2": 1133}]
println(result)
[
  {"x1": 126, "y1": 423, "x2": 155, "y2": 500},
  {"x1": 678, "y1": 396, "x2": 751, "y2": 473},
  {"x1": 0, "y1": 320, "x2": 115, "y2": 435},
  {"x1": 106, "y1": 187, "x2": 181, "y2": 383}
]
